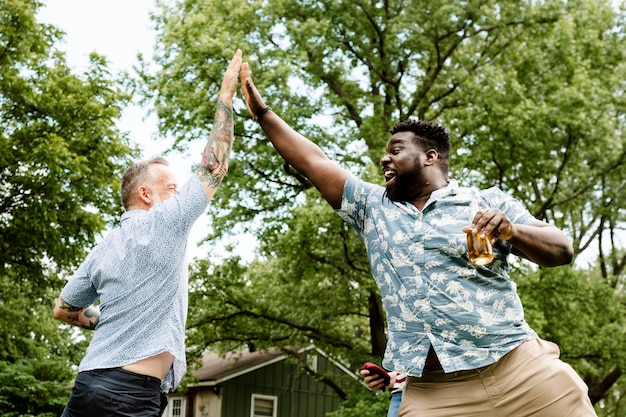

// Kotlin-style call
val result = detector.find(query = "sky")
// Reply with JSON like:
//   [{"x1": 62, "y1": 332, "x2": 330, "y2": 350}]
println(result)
[
  {"x1": 37, "y1": 0, "x2": 177, "y2": 159},
  {"x1": 37, "y1": 0, "x2": 252, "y2": 260}
]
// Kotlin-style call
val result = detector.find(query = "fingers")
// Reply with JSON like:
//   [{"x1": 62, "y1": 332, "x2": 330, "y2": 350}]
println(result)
[
  {"x1": 240, "y1": 63, "x2": 255, "y2": 97},
  {"x1": 233, "y1": 49, "x2": 242, "y2": 62},
  {"x1": 227, "y1": 49, "x2": 242, "y2": 71},
  {"x1": 240, "y1": 62, "x2": 253, "y2": 114},
  {"x1": 240, "y1": 61, "x2": 250, "y2": 81},
  {"x1": 240, "y1": 62, "x2": 252, "y2": 98},
  {"x1": 218, "y1": 49, "x2": 243, "y2": 103},
  {"x1": 240, "y1": 62, "x2": 268, "y2": 118},
  {"x1": 471, "y1": 209, "x2": 514, "y2": 242},
  {"x1": 360, "y1": 370, "x2": 386, "y2": 391}
]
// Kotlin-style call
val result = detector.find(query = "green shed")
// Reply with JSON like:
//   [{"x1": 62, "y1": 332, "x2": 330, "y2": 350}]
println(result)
[{"x1": 164, "y1": 345, "x2": 359, "y2": 417}]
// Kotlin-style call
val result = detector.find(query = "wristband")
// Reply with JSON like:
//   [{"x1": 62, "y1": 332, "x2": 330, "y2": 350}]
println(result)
[{"x1": 255, "y1": 106, "x2": 272, "y2": 122}]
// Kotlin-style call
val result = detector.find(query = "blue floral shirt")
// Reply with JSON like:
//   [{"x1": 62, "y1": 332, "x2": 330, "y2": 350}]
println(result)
[
  {"x1": 61, "y1": 175, "x2": 208, "y2": 392},
  {"x1": 336, "y1": 176, "x2": 539, "y2": 377}
]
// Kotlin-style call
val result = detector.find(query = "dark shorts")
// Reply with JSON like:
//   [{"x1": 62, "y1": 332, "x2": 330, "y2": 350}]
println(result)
[{"x1": 61, "y1": 368, "x2": 168, "y2": 417}]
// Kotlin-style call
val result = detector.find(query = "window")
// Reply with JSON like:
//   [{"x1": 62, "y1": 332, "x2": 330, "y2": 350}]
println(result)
[
  {"x1": 251, "y1": 394, "x2": 277, "y2": 417},
  {"x1": 307, "y1": 353, "x2": 318, "y2": 372},
  {"x1": 165, "y1": 397, "x2": 185, "y2": 417}
]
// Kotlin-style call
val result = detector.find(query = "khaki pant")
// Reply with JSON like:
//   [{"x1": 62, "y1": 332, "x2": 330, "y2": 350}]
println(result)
[{"x1": 399, "y1": 338, "x2": 597, "y2": 417}]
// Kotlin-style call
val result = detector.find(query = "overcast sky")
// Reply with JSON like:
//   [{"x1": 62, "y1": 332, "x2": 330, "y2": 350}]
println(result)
[{"x1": 36, "y1": 0, "x2": 198, "y2": 164}]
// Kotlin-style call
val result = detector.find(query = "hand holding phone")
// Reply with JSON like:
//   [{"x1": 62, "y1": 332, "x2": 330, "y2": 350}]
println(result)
[{"x1": 361, "y1": 362, "x2": 391, "y2": 387}]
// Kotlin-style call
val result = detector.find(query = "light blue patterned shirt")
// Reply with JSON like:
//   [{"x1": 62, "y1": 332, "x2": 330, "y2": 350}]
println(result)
[
  {"x1": 336, "y1": 176, "x2": 539, "y2": 377},
  {"x1": 61, "y1": 175, "x2": 208, "y2": 392}
]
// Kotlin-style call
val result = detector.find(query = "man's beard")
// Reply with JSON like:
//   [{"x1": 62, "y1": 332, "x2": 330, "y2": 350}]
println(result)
[
  {"x1": 385, "y1": 168, "x2": 428, "y2": 203},
  {"x1": 384, "y1": 172, "x2": 418, "y2": 202}
]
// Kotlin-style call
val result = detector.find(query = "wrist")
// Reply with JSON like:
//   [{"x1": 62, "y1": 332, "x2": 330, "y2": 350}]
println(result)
[
  {"x1": 217, "y1": 95, "x2": 233, "y2": 107},
  {"x1": 255, "y1": 106, "x2": 272, "y2": 122},
  {"x1": 500, "y1": 224, "x2": 515, "y2": 241}
]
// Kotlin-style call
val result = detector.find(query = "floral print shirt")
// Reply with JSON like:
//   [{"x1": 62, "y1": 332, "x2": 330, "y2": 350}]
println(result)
[{"x1": 336, "y1": 176, "x2": 538, "y2": 377}]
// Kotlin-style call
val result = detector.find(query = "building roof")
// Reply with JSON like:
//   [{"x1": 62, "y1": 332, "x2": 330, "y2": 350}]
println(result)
[
  {"x1": 192, "y1": 348, "x2": 289, "y2": 385},
  {"x1": 190, "y1": 345, "x2": 359, "y2": 387}
]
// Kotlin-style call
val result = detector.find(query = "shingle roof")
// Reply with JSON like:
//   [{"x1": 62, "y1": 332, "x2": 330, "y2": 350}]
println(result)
[{"x1": 192, "y1": 348, "x2": 286, "y2": 383}]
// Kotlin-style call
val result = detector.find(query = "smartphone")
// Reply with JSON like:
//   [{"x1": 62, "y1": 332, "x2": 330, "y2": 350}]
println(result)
[{"x1": 361, "y1": 362, "x2": 391, "y2": 387}]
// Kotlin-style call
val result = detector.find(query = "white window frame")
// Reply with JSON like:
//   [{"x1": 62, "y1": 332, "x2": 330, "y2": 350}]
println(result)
[
  {"x1": 250, "y1": 394, "x2": 277, "y2": 417},
  {"x1": 307, "y1": 353, "x2": 318, "y2": 372},
  {"x1": 164, "y1": 396, "x2": 185, "y2": 417}
]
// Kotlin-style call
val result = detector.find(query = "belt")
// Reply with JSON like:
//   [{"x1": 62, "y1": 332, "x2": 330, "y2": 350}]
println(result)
[{"x1": 411, "y1": 364, "x2": 492, "y2": 383}]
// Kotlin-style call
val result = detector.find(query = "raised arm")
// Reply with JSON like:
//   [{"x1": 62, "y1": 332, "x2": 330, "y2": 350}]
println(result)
[
  {"x1": 196, "y1": 49, "x2": 242, "y2": 200},
  {"x1": 240, "y1": 62, "x2": 348, "y2": 209},
  {"x1": 53, "y1": 297, "x2": 100, "y2": 330}
]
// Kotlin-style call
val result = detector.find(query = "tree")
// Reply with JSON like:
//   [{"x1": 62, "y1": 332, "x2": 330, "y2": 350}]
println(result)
[
  {"x1": 0, "y1": 0, "x2": 136, "y2": 414},
  {"x1": 144, "y1": 0, "x2": 626, "y2": 412}
]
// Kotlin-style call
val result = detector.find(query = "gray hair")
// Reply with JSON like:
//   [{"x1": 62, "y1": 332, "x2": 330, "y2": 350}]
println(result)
[{"x1": 120, "y1": 156, "x2": 169, "y2": 209}]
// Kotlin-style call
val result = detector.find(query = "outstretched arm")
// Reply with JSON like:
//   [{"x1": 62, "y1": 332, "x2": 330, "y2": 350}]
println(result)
[
  {"x1": 53, "y1": 297, "x2": 100, "y2": 330},
  {"x1": 240, "y1": 62, "x2": 348, "y2": 209},
  {"x1": 196, "y1": 49, "x2": 242, "y2": 200}
]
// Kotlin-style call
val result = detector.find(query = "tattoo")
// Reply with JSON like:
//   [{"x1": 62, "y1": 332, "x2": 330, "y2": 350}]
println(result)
[
  {"x1": 60, "y1": 300, "x2": 83, "y2": 312},
  {"x1": 61, "y1": 300, "x2": 100, "y2": 330},
  {"x1": 198, "y1": 101, "x2": 233, "y2": 188},
  {"x1": 82, "y1": 320, "x2": 98, "y2": 330},
  {"x1": 82, "y1": 306, "x2": 100, "y2": 330}
]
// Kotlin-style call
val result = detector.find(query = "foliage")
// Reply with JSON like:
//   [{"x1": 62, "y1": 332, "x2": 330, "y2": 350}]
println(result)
[
  {"x1": 0, "y1": 0, "x2": 136, "y2": 414},
  {"x1": 445, "y1": 0, "x2": 626, "y2": 252},
  {"x1": 186, "y1": 193, "x2": 374, "y2": 363},
  {"x1": 0, "y1": 359, "x2": 74, "y2": 417},
  {"x1": 326, "y1": 389, "x2": 391, "y2": 417},
  {"x1": 144, "y1": 0, "x2": 626, "y2": 257},
  {"x1": 149, "y1": 0, "x2": 626, "y2": 413}
]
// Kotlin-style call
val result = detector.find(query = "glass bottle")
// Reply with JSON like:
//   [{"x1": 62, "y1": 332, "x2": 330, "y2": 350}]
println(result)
[{"x1": 467, "y1": 201, "x2": 494, "y2": 266}]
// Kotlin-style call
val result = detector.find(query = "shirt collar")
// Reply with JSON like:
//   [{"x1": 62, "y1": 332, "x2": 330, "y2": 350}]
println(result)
[{"x1": 120, "y1": 209, "x2": 145, "y2": 223}]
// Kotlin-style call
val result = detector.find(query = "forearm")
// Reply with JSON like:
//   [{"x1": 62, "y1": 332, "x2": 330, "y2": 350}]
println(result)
[
  {"x1": 53, "y1": 297, "x2": 100, "y2": 330},
  {"x1": 509, "y1": 223, "x2": 574, "y2": 267},
  {"x1": 259, "y1": 111, "x2": 329, "y2": 177},
  {"x1": 196, "y1": 99, "x2": 234, "y2": 198},
  {"x1": 239, "y1": 61, "x2": 347, "y2": 207}
]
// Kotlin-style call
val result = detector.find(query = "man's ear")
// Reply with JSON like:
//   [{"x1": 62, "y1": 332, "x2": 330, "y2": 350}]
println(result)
[
  {"x1": 138, "y1": 185, "x2": 152, "y2": 205},
  {"x1": 424, "y1": 148, "x2": 439, "y2": 165}
]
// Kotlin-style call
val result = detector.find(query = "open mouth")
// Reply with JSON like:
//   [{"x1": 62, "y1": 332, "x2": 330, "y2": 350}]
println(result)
[{"x1": 383, "y1": 169, "x2": 396, "y2": 184}]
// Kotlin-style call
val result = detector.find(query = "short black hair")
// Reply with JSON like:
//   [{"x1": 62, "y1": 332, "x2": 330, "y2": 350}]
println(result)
[{"x1": 391, "y1": 119, "x2": 450, "y2": 171}]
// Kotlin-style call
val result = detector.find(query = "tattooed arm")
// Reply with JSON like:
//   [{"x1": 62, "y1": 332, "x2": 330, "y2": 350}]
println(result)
[
  {"x1": 196, "y1": 49, "x2": 242, "y2": 200},
  {"x1": 53, "y1": 297, "x2": 100, "y2": 330}
]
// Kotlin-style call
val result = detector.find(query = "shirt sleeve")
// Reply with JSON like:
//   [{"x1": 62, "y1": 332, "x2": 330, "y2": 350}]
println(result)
[
  {"x1": 335, "y1": 175, "x2": 382, "y2": 238},
  {"x1": 60, "y1": 258, "x2": 99, "y2": 308},
  {"x1": 481, "y1": 186, "x2": 536, "y2": 225},
  {"x1": 335, "y1": 176, "x2": 366, "y2": 236}
]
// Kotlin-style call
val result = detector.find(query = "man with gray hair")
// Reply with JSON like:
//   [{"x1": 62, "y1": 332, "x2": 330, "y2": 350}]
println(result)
[{"x1": 53, "y1": 50, "x2": 242, "y2": 417}]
